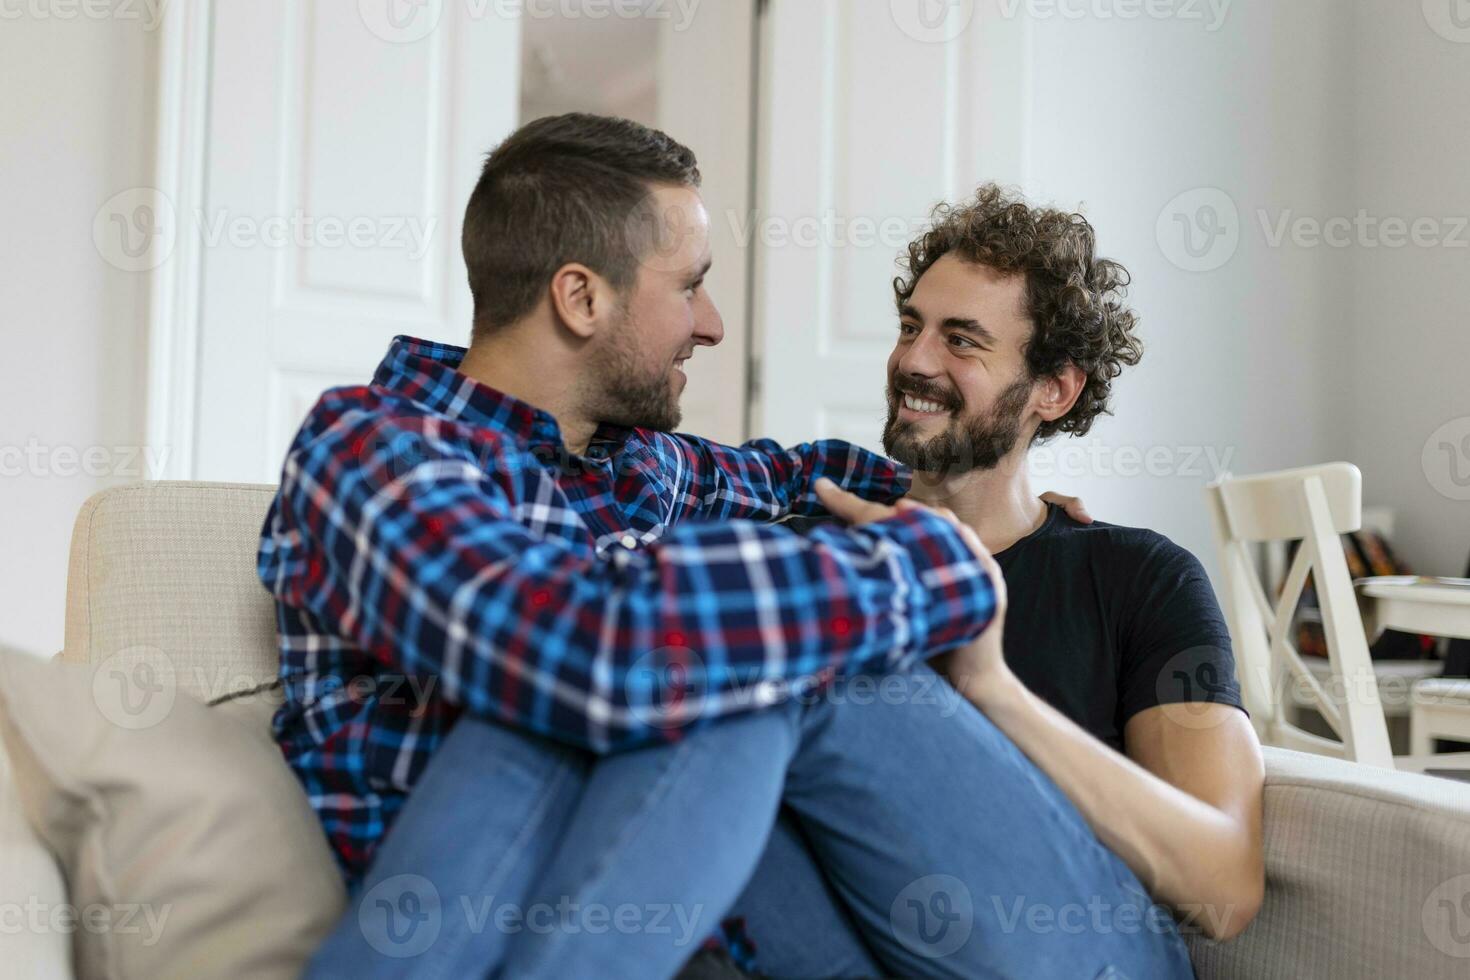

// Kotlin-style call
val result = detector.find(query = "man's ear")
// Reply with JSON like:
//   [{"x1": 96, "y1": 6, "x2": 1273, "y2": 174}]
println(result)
[
  {"x1": 547, "y1": 262, "x2": 617, "y2": 341},
  {"x1": 1035, "y1": 364, "x2": 1085, "y2": 423}
]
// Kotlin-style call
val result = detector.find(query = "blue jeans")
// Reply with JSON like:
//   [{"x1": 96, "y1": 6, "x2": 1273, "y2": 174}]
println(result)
[{"x1": 308, "y1": 665, "x2": 1196, "y2": 979}]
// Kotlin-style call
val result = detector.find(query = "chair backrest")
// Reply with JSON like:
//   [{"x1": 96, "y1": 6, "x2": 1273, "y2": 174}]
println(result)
[
  {"x1": 61, "y1": 481, "x2": 281, "y2": 705},
  {"x1": 1205, "y1": 463, "x2": 1395, "y2": 769}
]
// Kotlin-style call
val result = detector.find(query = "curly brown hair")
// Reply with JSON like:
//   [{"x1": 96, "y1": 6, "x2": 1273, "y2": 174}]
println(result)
[{"x1": 893, "y1": 183, "x2": 1142, "y2": 441}]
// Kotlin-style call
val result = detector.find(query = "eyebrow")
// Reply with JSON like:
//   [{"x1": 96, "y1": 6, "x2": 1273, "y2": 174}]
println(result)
[{"x1": 898, "y1": 303, "x2": 997, "y2": 349}]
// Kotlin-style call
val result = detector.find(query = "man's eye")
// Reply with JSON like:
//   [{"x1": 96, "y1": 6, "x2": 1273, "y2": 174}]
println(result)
[
  {"x1": 948, "y1": 335, "x2": 975, "y2": 349},
  {"x1": 898, "y1": 322, "x2": 918, "y2": 336}
]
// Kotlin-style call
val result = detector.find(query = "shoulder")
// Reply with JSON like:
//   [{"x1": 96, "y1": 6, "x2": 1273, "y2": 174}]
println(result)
[
  {"x1": 280, "y1": 384, "x2": 515, "y2": 493},
  {"x1": 1051, "y1": 512, "x2": 1206, "y2": 578}
]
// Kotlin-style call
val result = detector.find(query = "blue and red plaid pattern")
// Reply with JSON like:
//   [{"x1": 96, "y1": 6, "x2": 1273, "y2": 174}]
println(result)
[{"x1": 259, "y1": 335, "x2": 996, "y2": 878}]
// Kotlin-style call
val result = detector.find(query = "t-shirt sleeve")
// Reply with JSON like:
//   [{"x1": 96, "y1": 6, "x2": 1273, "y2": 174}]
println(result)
[{"x1": 1116, "y1": 535, "x2": 1249, "y2": 728}]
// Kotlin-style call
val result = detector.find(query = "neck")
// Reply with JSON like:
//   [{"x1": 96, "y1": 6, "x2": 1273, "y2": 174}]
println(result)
[
  {"x1": 906, "y1": 446, "x2": 1046, "y2": 553},
  {"x1": 457, "y1": 326, "x2": 599, "y2": 455}
]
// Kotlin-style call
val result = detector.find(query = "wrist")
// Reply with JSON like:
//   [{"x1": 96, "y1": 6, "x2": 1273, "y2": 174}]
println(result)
[{"x1": 956, "y1": 659, "x2": 1025, "y2": 714}]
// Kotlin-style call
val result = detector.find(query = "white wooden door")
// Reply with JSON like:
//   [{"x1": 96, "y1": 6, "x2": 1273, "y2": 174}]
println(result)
[
  {"x1": 155, "y1": 1, "x2": 520, "y2": 484},
  {"x1": 750, "y1": 0, "x2": 1030, "y2": 450}
]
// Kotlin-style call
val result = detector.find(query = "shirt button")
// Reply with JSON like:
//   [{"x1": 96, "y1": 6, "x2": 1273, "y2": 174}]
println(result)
[{"x1": 620, "y1": 534, "x2": 638, "y2": 549}]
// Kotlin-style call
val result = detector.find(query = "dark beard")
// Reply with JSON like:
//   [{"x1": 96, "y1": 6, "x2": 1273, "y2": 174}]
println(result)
[
  {"x1": 583, "y1": 310, "x2": 683, "y2": 433},
  {"x1": 882, "y1": 373, "x2": 1032, "y2": 476}
]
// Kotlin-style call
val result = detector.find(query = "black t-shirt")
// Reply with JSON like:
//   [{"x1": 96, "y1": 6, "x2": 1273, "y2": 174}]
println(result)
[
  {"x1": 788, "y1": 504, "x2": 1247, "y2": 752},
  {"x1": 991, "y1": 504, "x2": 1247, "y2": 752}
]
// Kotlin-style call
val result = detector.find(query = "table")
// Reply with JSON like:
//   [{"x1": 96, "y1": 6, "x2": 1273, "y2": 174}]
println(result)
[{"x1": 1357, "y1": 577, "x2": 1470, "y2": 643}]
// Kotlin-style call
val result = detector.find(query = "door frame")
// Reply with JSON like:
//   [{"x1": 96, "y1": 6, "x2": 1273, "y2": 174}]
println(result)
[{"x1": 146, "y1": 0, "x2": 214, "y2": 480}]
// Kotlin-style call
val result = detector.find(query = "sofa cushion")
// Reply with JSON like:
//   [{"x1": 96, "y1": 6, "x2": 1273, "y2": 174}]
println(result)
[
  {"x1": 0, "y1": 719, "x2": 72, "y2": 979},
  {"x1": 1186, "y1": 746, "x2": 1470, "y2": 979},
  {"x1": 0, "y1": 650, "x2": 344, "y2": 980},
  {"x1": 61, "y1": 481, "x2": 280, "y2": 702}
]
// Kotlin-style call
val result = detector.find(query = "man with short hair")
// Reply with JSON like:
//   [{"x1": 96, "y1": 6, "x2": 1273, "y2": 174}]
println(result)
[{"x1": 264, "y1": 114, "x2": 1202, "y2": 978}]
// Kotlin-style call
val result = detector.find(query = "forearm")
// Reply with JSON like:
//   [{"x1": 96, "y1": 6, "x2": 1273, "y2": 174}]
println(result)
[{"x1": 956, "y1": 667, "x2": 1259, "y2": 939}]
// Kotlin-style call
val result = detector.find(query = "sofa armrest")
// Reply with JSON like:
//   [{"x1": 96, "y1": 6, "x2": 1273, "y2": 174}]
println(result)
[{"x1": 1187, "y1": 747, "x2": 1470, "y2": 979}]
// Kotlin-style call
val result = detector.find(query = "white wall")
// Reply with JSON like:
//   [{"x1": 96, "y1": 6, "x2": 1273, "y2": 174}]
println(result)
[
  {"x1": 0, "y1": 14, "x2": 158, "y2": 656},
  {"x1": 2, "y1": 2, "x2": 1464, "y2": 658},
  {"x1": 1345, "y1": 4, "x2": 1470, "y2": 577},
  {"x1": 1014, "y1": 0, "x2": 1354, "y2": 572},
  {"x1": 1017, "y1": 2, "x2": 1470, "y2": 579}
]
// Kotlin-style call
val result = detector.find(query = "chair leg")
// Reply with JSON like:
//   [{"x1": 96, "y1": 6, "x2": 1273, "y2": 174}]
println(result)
[{"x1": 1410, "y1": 707, "x2": 1434, "y2": 757}]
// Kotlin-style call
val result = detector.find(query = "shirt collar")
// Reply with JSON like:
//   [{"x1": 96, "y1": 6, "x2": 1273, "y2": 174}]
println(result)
[{"x1": 372, "y1": 335, "x2": 632, "y2": 456}]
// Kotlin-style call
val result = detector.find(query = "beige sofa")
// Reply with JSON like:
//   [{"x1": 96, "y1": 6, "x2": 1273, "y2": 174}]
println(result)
[{"x1": 8, "y1": 481, "x2": 1470, "y2": 977}]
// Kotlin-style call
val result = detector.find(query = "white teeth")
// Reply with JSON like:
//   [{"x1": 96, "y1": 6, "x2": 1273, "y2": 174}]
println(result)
[{"x1": 903, "y1": 394, "x2": 945, "y2": 414}]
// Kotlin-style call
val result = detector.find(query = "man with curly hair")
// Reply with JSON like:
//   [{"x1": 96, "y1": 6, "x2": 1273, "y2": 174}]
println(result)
[{"x1": 760, "y1": 184, "x2": 1267, "y2": 973}]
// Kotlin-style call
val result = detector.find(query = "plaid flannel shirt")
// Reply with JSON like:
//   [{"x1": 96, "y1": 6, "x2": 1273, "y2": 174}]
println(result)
[{"x1": 259, "y1": 335, "x2": 996, "y2": 878}]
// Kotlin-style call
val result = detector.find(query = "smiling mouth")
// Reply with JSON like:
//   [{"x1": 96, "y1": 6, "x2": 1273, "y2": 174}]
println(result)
[{"x1": 899, "y1": 393, "x2": 950, "y2": 416}]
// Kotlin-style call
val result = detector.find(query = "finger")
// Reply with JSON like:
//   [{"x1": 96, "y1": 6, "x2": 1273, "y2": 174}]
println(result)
[
  {"x1": 814, "y1": 477, "x2": 875, "y2": 524},
  {"x1": 1041, "y1": 492, "x2": 1093, "y2": 525},
  {"x1": 894, "y1": 498, "x2": 922, "y2": 512}
]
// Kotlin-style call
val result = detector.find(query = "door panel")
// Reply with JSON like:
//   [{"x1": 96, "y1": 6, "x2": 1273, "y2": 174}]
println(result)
[
  {"x1": 191, "y1": 1, "x2": 520, "y2": 483},
  {"x1": 752, "y1": 0, "x2": 1029, "y2": 450}
]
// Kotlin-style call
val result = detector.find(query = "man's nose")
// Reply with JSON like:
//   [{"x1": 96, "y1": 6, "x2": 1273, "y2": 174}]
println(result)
[
  {"x1": 896, "y1": 329, "x2": 943, "y2": 378},
  {"x1": 694, "y1": 293, "x2": 724, "y2": 347}
]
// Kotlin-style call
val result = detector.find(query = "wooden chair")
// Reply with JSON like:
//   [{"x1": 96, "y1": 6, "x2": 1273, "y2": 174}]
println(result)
[
  {"x1": 1204, "y1": 463, "x2": 1470, "y2": 774},
  {"x1": 1411, "y1": 678, "x2": 1470, "y2": 756}
]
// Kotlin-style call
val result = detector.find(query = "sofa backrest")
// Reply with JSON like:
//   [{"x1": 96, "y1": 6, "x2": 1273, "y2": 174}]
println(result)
[{"x1": 62, "y1": 481, "x2": 281, "y2": 705}]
